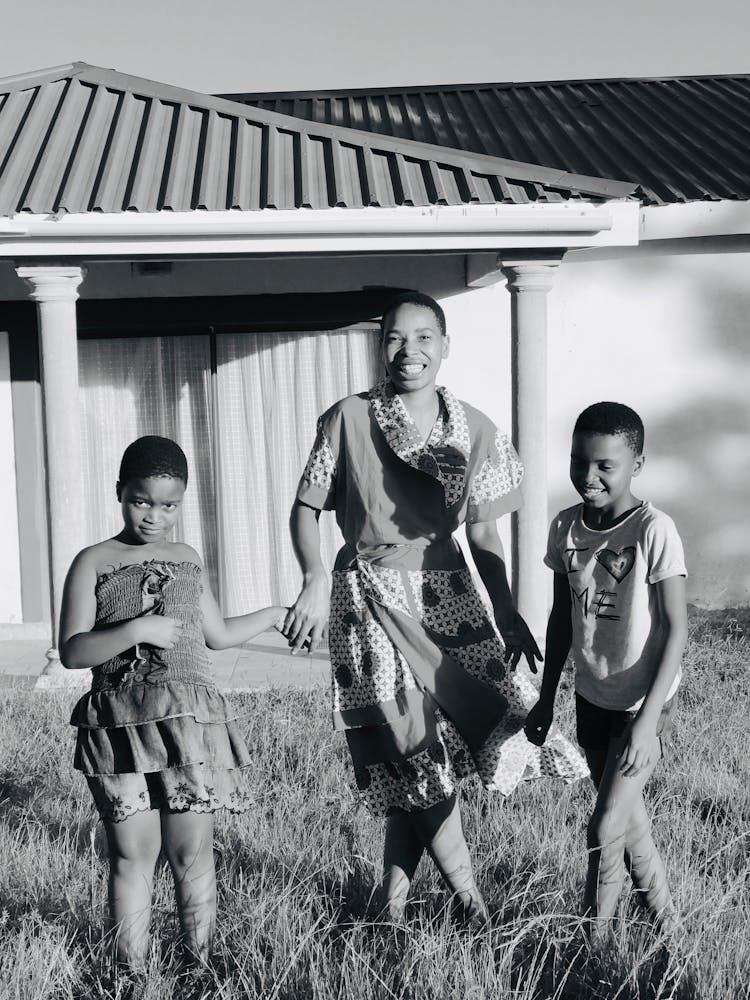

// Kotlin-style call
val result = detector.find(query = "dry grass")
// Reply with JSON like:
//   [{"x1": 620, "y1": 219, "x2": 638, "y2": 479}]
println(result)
[{"x1": 1, "y1": 608, "x2": 748, "y2": 999}]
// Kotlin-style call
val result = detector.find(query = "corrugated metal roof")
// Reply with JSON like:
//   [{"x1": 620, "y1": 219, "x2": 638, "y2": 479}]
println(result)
[
  {"x1": 227, "y1": 75, "x2": 750, "y2": 206},
  {"x1": 0, "y1": 64, "x2": 634, "y2": 217}
]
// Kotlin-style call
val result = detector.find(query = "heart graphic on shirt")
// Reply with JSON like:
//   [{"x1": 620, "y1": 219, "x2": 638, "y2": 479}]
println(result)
[{"x1": 595, "y1": 546, "x2": 636, "y2": 582}]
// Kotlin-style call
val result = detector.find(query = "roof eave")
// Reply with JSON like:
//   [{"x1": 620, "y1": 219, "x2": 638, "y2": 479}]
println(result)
[{"x1": 0, "y1": 201, "x2": 641, "y2": 259}]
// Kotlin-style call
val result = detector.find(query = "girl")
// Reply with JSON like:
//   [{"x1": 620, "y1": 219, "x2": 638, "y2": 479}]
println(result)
[
  {"x1": 60, "y1": 435, "x2": 286, "y2": 972},
  {"x1": 286, "y1": 291, "x2": 587, "y2": 924}
]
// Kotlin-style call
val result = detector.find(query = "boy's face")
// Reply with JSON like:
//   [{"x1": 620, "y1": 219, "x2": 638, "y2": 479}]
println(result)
[
  {"x1": 117, "y1": 475, "x2": 185, "y2": 545},
  {"x1": 382, "y1": 303, "x2": 449, "y2": 392},
  {"x1": 570, "y1": 432, "x2": 644, "y2": 515}
]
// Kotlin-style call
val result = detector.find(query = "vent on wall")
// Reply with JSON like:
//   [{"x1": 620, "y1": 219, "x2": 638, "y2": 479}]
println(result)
[{"x1": 132, "y1": 262, "x2": 174, "y2": 277}]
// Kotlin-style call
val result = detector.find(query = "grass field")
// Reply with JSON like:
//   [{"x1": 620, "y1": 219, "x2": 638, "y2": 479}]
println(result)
[{"x1": 1, "y1": 608, "x2": 748, "y2": 999}]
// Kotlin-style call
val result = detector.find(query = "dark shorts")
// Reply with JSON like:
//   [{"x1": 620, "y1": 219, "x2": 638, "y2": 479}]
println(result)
[{"x1": 575, "y1": 692, "x2": 676, "y2": 753}]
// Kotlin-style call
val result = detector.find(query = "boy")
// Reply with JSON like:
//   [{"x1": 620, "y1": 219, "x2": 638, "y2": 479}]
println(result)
[{"x1": 525, "y1": 401, "x2": 687, "y2": 930}]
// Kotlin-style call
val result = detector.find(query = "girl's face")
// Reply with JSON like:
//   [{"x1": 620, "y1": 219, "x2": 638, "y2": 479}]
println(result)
[
  {"x1": 382, "y1": 303, "x2": 449, "y2": 393},
  {"x1": 117, "y1": 475, "x2": 185, "y2": 546}
]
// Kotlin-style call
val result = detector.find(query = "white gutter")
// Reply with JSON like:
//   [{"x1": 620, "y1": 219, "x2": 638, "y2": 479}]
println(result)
[
  {"x1": 640, "y1": 200, "x2": 750, "y2": 240},
  {"x1": 0, "y1": 202, "x2": 640, "y2": 257}
]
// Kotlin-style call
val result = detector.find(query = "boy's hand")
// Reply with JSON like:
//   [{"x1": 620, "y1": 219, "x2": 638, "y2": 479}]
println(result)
[
  {"x1": 618, "y1": 715, "x2": 660, "y2": 777},
  {"x1": 136, "y1": 616, "x2": 185, "y2": 649},
  {"x1": 496, "y1": 610, "x2": 542, "y2": 673},
  {"x1": 524, "y1": 699, "x2": 554, "y2": 746}
]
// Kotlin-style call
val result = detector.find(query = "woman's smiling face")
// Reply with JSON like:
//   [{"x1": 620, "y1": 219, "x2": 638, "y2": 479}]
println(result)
[{"x1": 382, "y1": 303, "x2": 449, "y2": 392}]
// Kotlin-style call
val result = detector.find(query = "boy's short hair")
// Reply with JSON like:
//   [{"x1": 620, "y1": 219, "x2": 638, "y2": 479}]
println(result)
[
  {"x1": 574, "y1": 402, "x2": 645, "y2": 455},
  {"x1": 381, "y1": 291, "x2": 447, "y2": 338},
  {"x1": 118, "y1": 436, "x2": 188, "y2": 486}
]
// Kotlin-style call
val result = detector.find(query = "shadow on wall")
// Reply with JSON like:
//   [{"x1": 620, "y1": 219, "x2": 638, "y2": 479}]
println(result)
[{"x1": 551, "y1": 249, "x2": 750, "y2": 609}]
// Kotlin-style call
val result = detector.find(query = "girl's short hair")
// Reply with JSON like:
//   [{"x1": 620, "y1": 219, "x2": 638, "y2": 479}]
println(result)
[
  {"x1": 118, "y1": 436, "x2": 188, "y2": 486},
  {"x1": 574, "y1": 402, "x2": 645, "y2": 455},
  {"x1": 381, "y1": 291, "x2": 447, "y2": 337}
]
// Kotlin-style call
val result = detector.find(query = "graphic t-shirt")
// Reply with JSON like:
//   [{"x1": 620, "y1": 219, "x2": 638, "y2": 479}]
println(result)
[{"x1": 545, "y1": 501, "x2": 687, "y2": 711}]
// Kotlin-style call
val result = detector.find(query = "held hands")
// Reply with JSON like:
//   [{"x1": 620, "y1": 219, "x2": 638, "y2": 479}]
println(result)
[
  {"x1": 524, "y1": 698, "x2": 554, "y2": 746},
  {"x1": 496, "y1": 609, "x2": 542, "y2": 673},
  {"x1": 135, "y1": 616, "x2": 186, "y2": 649},
  {"x1": 618, "y1": 715, "x2": 659, "y2": 777},
  {"x1": 283, "y1": 574, "x2": 330, "y2": 654}
]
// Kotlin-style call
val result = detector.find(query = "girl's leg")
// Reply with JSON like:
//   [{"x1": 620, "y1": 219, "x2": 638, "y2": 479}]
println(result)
[
  {"x1": 161, "y1": 810, "x2": 216, "y2": 964},
  {"x1": 584, "y1": 740, "x2": 671, "y2": 924},
  {"x1": 411, "y1": 795, "x2": 488, "y2": 922},
  {"x1": 382, "y1": 810, "x2": 424, "y2": 919},
  {"x1": 103, "y1": 810, "x2": 162, "y2": 969}
]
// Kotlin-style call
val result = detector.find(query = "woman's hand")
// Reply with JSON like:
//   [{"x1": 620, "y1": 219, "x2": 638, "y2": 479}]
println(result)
[
  {"x1": 495, "y1": 608, "x2": 542, "y2": 673},
  {"x1": 524, "y1": 698, "x2": 554, "y2": 745},
  {"x1": 283, "y1": 573, "x2": 330, "y2": 654}
]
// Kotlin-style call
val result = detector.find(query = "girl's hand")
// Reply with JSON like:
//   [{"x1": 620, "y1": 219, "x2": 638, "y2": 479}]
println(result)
[
  {"x1": 496, "y1": 609, "x2": 542, "y2": 673},
  {"x1": 284, "y1": 574, "x2": 329, "y2": 654},
  {"x1": 618, "y1": 716, "x2": 660, "y2": 777},
  {"x1": 524, "y1": 699, "x2": 554, "y2": 745},
  {"x1": 136, "y1": 616, "x2": 185, "y2": 649}
]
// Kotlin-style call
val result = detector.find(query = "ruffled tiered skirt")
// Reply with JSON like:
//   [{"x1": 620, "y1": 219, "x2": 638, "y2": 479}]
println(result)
[{"x1": 71, "y1": 679, "x2": 252, "y2": 822}]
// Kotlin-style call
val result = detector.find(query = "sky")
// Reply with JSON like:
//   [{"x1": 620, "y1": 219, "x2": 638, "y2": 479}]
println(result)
[{"x1": 2, "y1": 0, "x2": 749, "y2": 95}]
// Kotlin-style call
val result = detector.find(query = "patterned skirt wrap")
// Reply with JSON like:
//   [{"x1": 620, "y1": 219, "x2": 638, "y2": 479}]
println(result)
[
  {"x1": 71, "y1": 560, "x2": 252, "y2": 822},
  {"x1": 329, "y1": 541, "x2": 587, "y2": 816}
]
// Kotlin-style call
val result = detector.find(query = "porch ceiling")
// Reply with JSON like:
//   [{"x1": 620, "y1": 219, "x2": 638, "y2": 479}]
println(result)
[{"x1": 0, "y1": 63, "x2": 636, "y2": 218}]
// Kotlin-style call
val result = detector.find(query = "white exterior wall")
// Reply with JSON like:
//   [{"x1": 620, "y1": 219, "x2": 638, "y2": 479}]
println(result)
[{"x1": 441, "y1": 244, "x2": 750, "y2": 609}]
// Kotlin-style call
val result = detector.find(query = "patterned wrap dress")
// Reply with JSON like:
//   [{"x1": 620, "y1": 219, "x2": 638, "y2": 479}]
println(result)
[
  {"x1": 70, "y1": 560, "x2": 252, "y2": 822},
  {"x1": 297, "y1": 379, "x2": 587, "y2": 816}
]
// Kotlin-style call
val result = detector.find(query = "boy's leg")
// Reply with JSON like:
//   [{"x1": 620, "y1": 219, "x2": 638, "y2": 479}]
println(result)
[
  {"x1": 584, "y1": 738, "x2": 670, "y2": 923},
  {"x1": 161, "y1": 810, "x2": 216, "y2": 965},
  {"x1": 382, "y1": 810, "x2": 424, "y2": 919},
  {"x1": 411, "y1": 795, "x2": 488, "y2": 923},
  {"x1": 103, "y1": 810, "x2": 162, "y2": 969}
]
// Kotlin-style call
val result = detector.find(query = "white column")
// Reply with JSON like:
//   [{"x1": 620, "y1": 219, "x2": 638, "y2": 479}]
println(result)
[
  {"x1": 500, "y1": 259, "x2": 560, "y2": 641},
  {"x1": 16, "y1": 265, "x2": 88, "y2": 687}
]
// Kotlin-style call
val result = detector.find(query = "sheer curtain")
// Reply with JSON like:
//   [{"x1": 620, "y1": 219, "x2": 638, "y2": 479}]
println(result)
[
  {"x1": 214, "y1": 326, "x2": 381, "y2": 613},
  {"x1": 78, "y1": 336, "x2": 219, "y2": 594},
  {"x1": 78, "y1": 326, "x2": 381, "y2": 615}
]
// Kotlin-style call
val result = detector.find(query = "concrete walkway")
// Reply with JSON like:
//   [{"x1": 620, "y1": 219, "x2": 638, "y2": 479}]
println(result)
[{"x1": 0, "y1": 631, "x2": 330, "y2": 692}]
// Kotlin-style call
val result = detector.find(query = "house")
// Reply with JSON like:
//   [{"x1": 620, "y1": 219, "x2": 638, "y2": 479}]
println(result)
[
  {"x1": 232, "y1": 76, "x2": 750, "y2": 610},
  {"x1": 1, "y1": 65, "x2": 745, "y2": 683}
]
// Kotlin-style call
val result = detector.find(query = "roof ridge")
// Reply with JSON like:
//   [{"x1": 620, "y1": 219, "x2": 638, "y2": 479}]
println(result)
[
  {"x1": 0, "y1": 62, "x2": 635, "y2": 198},
  {"x1": 225, "y1": 71, "x2": 750, "y2": 102}
]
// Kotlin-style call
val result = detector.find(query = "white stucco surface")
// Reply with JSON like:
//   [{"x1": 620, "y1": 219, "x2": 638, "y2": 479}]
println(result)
[
  {"x1": 0, "y1": 331, "x2": 23, "y2": 621},
  {"x1": 440, "y1": 244, "x2": 750, "y2": 609}
]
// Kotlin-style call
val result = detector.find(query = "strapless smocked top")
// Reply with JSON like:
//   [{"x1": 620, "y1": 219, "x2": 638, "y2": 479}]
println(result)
[{"x1": 70, "y1": 560, "x2": 234, "y2": 730}]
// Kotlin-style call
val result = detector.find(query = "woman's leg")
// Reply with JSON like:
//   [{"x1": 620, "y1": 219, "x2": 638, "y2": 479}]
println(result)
[
  {"x1": 382, "y1": 810, "x2": 424, "y2": 919},
  {"x1": 411, "y1": 795, "x2": 488, "y2": 922},
  {"x1": 103, "y1": 810, "x2": 162, "y2": 969},
  {"x1": 161, "y1": 810, "x2": 216, "y2": 964},
  {"x1": 584, "y1": 740, "x2": 671, "y2": 924}
]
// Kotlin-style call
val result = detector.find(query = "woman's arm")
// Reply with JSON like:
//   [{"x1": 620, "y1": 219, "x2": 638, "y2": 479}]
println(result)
[
  {"x1": 619, "y1": 574, "x2": 687, "y2": 776},
  {"x1": 284, "y1": 499, "x2": 330, "y2": 654},
  {"x1": 59, "y1": 551, "x2": 183, "y2": 669},
  {"x1": 465, "y1": 519, "x2": 541, "y2": 672},
  {"x1": 524, "y1": 573, "x2": 572, "y2": 744}
]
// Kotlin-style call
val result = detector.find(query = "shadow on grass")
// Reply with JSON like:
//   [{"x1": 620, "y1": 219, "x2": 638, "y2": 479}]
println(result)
[{"x1": 506, "y1": 922, "x2": 699, "y2": 1000}]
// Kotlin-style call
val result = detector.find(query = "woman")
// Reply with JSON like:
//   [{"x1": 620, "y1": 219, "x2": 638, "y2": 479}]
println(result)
[{"x1": 285, "y1": 291, "x2": 585, "y2": 923}]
